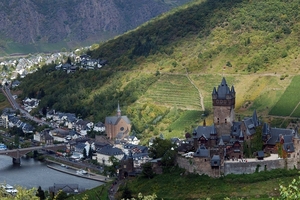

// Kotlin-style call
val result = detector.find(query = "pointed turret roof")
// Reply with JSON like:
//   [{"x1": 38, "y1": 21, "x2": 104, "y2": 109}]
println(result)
[
  {"x1": 231, "y1": 85, "x2": 235, "y2": 93},
  {"x1": 239, "y1": 130, "x2": 244, "y2": 138},
  {"x1": 212, "y1": 87, "x2": 217, "y2": 95},
  {"x1": 221, "y1": 77, "x2": 227, "y2": 86},
  {"x1": 263, "y1": 122, "x2": 269, "y2": 135},
  {"x1": 216, "y1": 77, "x2": 231, "y2": 99},
  {"x1": 218, "y1": 137, "x2": 225, "y2": 146},
  {"x1": 252, "y1": 110, "x2": 259, "y2": 126},
  {"x1": 294, "y1": 126, "x2": 299, "y2": 139}
]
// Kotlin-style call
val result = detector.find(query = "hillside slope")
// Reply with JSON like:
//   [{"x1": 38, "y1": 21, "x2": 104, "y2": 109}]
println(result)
[
  {"x1": 0, "y1": 0, "x2": 190, "y2": 55},
  {"x1": 17, "y1": 0, "x2": 300, "y2": 141}
]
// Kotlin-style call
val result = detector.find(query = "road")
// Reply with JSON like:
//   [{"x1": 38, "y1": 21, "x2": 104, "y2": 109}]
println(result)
[{"x1": 1, "y1": 85, "x2": 51, "y2": 127}]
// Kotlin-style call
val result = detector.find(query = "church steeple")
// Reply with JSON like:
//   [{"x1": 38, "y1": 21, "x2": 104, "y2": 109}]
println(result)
[{"x1": 117, "y1": 102, "x2": 121, "y2": 117}]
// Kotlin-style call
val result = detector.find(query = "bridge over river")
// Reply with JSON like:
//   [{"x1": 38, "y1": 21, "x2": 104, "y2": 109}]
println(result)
[{"x1": 0, "y1": 144, "x2": 67, "y2": 164}]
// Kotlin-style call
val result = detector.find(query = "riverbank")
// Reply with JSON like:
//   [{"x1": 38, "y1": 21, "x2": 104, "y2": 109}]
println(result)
[
  {"x1": 45, "y1": 159, "x2": 110, "y2": 183},
  {"x1": 0, "y1": 155, "x2": 101, "y2": 191}
]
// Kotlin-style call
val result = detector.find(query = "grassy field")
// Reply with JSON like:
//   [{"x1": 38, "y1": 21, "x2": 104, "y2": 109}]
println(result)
[
  {"x1": 117, "y1": 168, "x2": 299, "y2": 200},
  {"x1": 269, "y1": 75, "x2": 300, "y2": 117}
]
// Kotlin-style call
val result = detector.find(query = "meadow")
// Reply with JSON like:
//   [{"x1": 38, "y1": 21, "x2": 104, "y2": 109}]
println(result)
[{"x1": 269, "y1": 75, "x2": 300, "y2": 117}]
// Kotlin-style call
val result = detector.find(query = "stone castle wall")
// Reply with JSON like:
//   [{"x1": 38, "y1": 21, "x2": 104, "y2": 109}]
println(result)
[
  {"x1": 177, "y1": 157, "x2": 221, "y2": 177},
  {"x1": 224, "y1": 158, "x2": 299, "y2": 175},
  {"x1": 177, "y1": 156, "x2": 299, "y2": 177}
]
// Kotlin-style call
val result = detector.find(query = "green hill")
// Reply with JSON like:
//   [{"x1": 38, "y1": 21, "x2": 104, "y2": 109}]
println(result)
[{"x1": 17, "y1": 0, "x2": 300, "y2": 142}]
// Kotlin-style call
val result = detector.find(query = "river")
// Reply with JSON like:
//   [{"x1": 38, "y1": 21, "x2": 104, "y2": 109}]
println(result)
[{"x1": 0, "y1": 155, "x2": 103, "y2": 191}]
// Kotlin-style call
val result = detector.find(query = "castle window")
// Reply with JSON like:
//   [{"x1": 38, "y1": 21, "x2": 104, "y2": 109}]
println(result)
[
  {"x1": 217, "y1": 118, "x2": 219, "y2": 124},
  {"x1": 225, "y1": 119, "x2": 227, "y2": 124}
]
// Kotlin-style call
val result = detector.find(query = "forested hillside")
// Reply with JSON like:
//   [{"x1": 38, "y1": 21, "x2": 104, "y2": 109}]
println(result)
[
  {"x1": 17, "y1": 0, "x2": 300, "y2": 142},
  {"x1": 0, "y1": 0, "x2": 190, "y2": 55}
]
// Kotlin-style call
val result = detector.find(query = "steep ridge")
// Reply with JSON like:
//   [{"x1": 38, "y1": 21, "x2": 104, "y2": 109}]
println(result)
[{"x1": 0, "y1": 0, "x2": 190, "y2": 55}]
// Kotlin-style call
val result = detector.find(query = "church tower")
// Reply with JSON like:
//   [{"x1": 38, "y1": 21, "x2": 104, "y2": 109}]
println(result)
[
  {"x1": 117, "y1": 102, "x2": 121, "y2": 117},
  {"x1": 212, "y1": 77, "x2": 235, "y2": 136}
]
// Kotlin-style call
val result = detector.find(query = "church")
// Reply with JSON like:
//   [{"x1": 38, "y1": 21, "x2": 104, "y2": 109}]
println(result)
[{"x1": 105, "y1": 103, "x2": 131, "y2": 140}]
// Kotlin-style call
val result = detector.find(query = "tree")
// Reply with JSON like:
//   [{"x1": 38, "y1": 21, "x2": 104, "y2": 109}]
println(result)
[
  {"x1": 121, "y1": 186, "x2": 132, "y2": 200},
  {"x1": 149, "y1": 138, "x2": 175, "y2": 159},
  {"x1": 277, "y1": 177, "x2": 300, "y2": 200},
  {"x1": 104, "y1": 156, "x2": 120, "y2": 177},
  {"x1": 88, "y1": 146, "x2": 93, "y2": 159},
  {"x1": 149, "y1": 138, "x2": 177, "y2": 167},
  {"x1": 0, "y1": 186, "x2": 39, "y2": 200},
  {"x1": 53, "y1": 190, "x2": 68, "y2": 200},
  {"x1": 36, "y1": 186, "x2": 45, "y2": 200},
  {"x1": 142, "y1": 162, "x2": 154, "y2": 179},
  {"x1": 121, "y1": 193, "x2": 158, "y2": 200},
  {"x1": 161, "y1": 148, "x2": 176, "y2": 167},
  {"x1": 83, "y1": 148, "x2": 87, "y2": 159},
  {"x1": 14, "y1": 134, "x2": 20, "y2": 148}
]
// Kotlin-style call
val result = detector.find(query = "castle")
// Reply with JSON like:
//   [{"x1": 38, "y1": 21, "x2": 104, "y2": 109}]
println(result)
[{"x1": 178, "y1": 77, "x2": 300, "y2": 176}]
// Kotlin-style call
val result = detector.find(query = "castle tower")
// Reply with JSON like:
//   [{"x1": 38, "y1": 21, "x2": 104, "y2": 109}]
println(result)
[{"x1": 212, "y1": 77, "x2": 236, "y2": 136}]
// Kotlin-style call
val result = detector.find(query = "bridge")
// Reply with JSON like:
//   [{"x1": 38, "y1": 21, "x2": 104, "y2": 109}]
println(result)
[{"x1": 0, "y1": 144, "x2": 67, "y2": 165}]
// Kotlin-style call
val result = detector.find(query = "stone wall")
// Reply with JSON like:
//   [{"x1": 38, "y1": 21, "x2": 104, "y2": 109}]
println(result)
[
  {"x1": 224, "y1": 160, "x2": 283, "y2": 175},
  {"x1": 177, "y1": 156, "x2": 299, "y2": 177},
  {"x1": 177, "y1": 156, "x2": 221, "y2": 177}
]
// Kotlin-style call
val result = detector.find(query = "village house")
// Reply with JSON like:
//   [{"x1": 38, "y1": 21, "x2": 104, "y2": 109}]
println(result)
[
  {"x1": 96, "y1": 145, "x2": 124, "y2": 166},
  {"x1": 122, "y1": 144, "x2": 149, "y2": 168},
  {"x1": 122, "y1": 135, "x2": 140, "y2": 145},
  {"x1": 74, "y1": 119, "x2": 93, "y2": 136},
  {"x1": 22, "y1": 97, "x2": 39, "y2": 113},
  {"x1": 49, "y1": 129, "x2": 70, "y2": 143},
  {"x1": 33, "y1": 129, "x2": 53, "y2": 145},
  {"x1": 93, "y1": 122, "x2": 105, "y2": 133},
  {"x1": 49, "y1": 183, "x2": 84, "y2": 196}
]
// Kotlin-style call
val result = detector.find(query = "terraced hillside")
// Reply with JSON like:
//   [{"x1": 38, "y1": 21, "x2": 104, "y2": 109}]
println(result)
[{"x1": 144, "y1": 74, "x2": 201, "y2": 110}]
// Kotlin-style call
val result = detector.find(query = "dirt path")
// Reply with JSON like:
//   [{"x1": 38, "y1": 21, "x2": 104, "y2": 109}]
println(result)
[
  {"x1": 280, "y1": 101, "x2": 300, "y2": 127},
  {"x1": 184, "y1": 67, "x2": 205, "y2": 111}
]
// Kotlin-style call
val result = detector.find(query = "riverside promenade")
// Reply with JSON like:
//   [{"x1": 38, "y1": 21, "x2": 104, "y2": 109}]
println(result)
[{"x1": 46, "y1": 159, "x2": 110, "y2": 183}]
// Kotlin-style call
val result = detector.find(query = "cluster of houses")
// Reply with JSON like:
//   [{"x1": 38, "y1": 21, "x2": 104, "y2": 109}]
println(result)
[
  {"x1": 0, "y1": 98, "x2": 151, "y2": 172},
  {"x1": 0, "y1": 108, "x2": 35, "y2": 134},
  {"x1": 55, "y1": 54, "x2": 107, "y2": 73}
]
